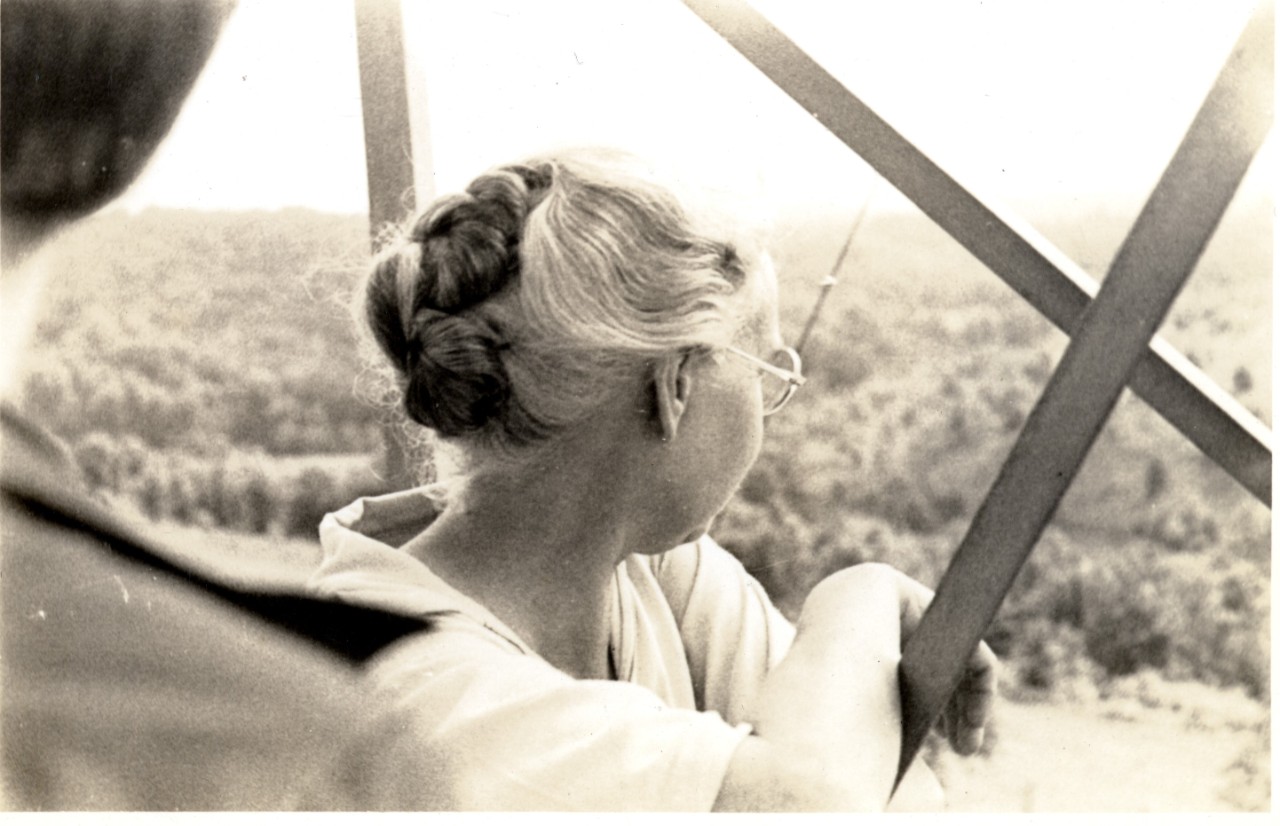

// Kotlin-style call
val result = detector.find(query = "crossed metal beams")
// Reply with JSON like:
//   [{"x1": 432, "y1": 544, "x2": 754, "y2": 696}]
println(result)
[
  {"x1": 683, "y1": 0, "x2": 1273, "y2": 794},
  {"x1": 683, "y1": 0, "x2": 1272, "y2": 507},
  {"x1": 354, "y1": 0, "x2": 1274, "y2": 803}
]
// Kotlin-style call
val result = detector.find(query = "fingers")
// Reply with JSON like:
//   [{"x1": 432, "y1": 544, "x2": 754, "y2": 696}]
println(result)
[
  {"x1": 939, "y1": 694, "x2": 956, "y2": 748},
  {"x1": 948, "y1": 704, "x2": 985, "y2": 755},
  {"x1": 851, "y1": 564, "x2": 1000, "y2": 757},
  {"x1": 946, "y1": 641, "x2": 998, "y2": 755},
  {"x1": 888, "y1": 569, "x2": 934, "y2": 635}
]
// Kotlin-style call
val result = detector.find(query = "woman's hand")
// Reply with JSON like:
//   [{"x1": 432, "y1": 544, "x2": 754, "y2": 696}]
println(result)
[
  {"x1": 871, "y1": 563, "x2": 998, "y2": 756},
  {"x1": 718, "y1": 562, "x2": 997, "y2": 810}
]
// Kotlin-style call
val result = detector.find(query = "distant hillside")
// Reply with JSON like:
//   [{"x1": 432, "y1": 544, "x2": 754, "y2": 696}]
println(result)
[
  {"x1": 23, "y1": 209, "x2": 382, "y2": 455},
  {"x1": 18, "y1": 202, "x2": 1270, "y2": 702},
  {"x1": 24, "y1": 196, "x2": 1269, "y2": 457},
  {"x1": 768, "y1": 193, "x2": 1271, "y2": 423}
]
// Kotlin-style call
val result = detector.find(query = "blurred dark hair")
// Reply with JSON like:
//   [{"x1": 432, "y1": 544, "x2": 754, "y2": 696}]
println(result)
[{"x1": 2, "y1": 0, "x2": 235, "y2": 226}]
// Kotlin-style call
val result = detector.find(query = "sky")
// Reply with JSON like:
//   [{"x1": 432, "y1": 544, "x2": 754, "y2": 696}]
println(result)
[{"x1": 115, "y1": 0, "x2": 1271, "y2": 219}]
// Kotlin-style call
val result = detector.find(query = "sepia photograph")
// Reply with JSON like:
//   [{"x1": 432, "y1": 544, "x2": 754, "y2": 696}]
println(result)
[{"x1": 1, "y1": 0, "x2": 1271, "y2": 813}]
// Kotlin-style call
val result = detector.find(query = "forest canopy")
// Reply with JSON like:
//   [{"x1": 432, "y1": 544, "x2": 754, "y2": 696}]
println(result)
[{"x1": 22, "y1": 201, "x2": 1272, "y2": 701}]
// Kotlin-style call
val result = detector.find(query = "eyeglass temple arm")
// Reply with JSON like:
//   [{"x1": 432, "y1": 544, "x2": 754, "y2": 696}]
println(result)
[{"x1": 724, "y1": 346, "x2": 807, "y2": 385}]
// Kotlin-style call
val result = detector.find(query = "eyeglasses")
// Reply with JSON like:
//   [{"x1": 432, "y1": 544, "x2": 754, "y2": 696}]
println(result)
[{"x1": 723, "y1": 345, "x2": 806, "y2": 416}]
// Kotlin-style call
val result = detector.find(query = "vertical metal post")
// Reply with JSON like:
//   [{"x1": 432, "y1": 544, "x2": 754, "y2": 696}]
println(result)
[
  {"x1": 354, "y1": 0, "x2": 415, "y2": 486},
  {"x1": 355, "y1": 0, "x2": 415, "y2": 240}
]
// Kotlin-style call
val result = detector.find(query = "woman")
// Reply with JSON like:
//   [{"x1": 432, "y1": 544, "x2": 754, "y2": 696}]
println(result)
[{"x1": 310, "y1": 151, "x2": 996, "y2": 811}]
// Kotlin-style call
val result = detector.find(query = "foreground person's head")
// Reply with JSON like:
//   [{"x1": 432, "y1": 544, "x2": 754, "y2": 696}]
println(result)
[
  {"x1": 2, "y1": 0, "x2": 233, "y2": 265},
  {"x1": 363, "y1": 151, "x2": 799, "y2": 541},
  {"x1": 1, "y1": 0, "x2": 234, "y2": 397}
]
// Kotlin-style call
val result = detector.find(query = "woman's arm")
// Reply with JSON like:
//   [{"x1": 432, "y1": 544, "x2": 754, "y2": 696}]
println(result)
[{"x1": 712, "y1": 563, "x2": 991, "y2": 811}]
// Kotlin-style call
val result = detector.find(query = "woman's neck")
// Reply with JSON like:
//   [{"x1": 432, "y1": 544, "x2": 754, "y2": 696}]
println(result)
[{"x1": 404, "y1": 423, "x2": 650, "y2": 680}]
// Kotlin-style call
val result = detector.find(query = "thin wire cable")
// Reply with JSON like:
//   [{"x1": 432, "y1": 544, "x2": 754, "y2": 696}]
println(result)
[{"x1": 793, "y1": 180, "x2": 877, "y2": 359}]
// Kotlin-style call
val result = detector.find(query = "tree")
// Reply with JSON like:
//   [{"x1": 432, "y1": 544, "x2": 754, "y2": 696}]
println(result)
[{"x1": 283, "y1": 467, "x2": 342, "y2": 539}]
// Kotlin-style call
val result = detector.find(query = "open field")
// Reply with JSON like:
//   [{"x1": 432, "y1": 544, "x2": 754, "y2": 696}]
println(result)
[{"x1": 936, "y1": 682, "x2": 1269, "y2": 812}]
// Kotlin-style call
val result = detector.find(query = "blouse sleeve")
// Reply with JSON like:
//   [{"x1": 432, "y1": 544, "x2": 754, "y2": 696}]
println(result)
[
  {"x1": 365, "y1": 625, "x2": 751, "y2": 812},
  {"x1": 649, "y1": 535, "x2": 797, "y2": 725}
]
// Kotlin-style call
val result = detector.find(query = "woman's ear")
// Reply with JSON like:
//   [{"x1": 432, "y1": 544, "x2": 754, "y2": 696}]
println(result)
[{"x1": 652, "y1": 352, "x2": 693, "y2": 442}]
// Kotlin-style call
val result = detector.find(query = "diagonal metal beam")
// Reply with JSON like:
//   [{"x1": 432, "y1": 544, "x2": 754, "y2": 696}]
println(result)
[
  {"x1": 682, "y1": 0, "x2": 1272, "y2": 505},
  {"x1": 683, "y1": 0, "x2": 1272, "y2": 802},
  {"x1": 893, "y1": 1, "x2": 1272, "y2": 789}
]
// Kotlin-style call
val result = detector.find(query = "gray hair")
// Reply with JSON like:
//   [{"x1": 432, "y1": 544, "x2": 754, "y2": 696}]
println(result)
[{"x1": 363, "y1": 150, "x2": 764, "y2": 473}]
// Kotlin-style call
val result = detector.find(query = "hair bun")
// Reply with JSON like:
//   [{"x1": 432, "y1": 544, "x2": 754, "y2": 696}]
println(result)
[
  {"x1": 402, "y1": 308, "x2": 510, "y2": 437},
  {"x1": 403, "y1": 166, "x2": 549, "y2": 313},
  {"x1": 363, "y1": 164, "x2": 553, "y2": 439}
]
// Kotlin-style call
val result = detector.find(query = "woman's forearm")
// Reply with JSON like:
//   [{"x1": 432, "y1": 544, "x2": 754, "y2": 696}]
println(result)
[{"x1": 713, "y1": 564, "x2": 907, "y2": 811}]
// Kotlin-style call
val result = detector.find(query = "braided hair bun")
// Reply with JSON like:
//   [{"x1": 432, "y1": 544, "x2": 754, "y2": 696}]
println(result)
[{"x1": 365, "y1": 164, "x2": 550, "y2": 438}]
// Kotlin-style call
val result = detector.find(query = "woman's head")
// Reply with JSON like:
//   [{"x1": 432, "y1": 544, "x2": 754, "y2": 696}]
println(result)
[
  {"x1": 363, "y1": 149, "x2": 774, "y2": 476},
  {"x1": 2, "y1": 0, "x2": 234, "y2": 244}
]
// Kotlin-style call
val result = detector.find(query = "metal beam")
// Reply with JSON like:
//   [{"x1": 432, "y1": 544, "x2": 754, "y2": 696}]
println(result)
[
  {"x1": 355, "y1": 0, "x2": 415, "y2": 243},
  {"x1": 354, "y1": 0, "x2": 415, "y2": 487},
  {"x1": 892, "y1": 0, "x2": 1272, "y2": 789},
  {"x1": 681, "y1": 0, "x2": 1272, "y2": 504}
]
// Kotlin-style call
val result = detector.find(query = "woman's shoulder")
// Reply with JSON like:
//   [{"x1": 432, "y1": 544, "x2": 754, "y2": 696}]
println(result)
[
  {"x1": 640, "y1": 535, "x2": 755, "y2": 623},
  {"x1": 650, "y1": 535, "x2": 747, "y2": 586},
  {"x1": 362, "y1": 615, "x2": 749, "y2": 811}
]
